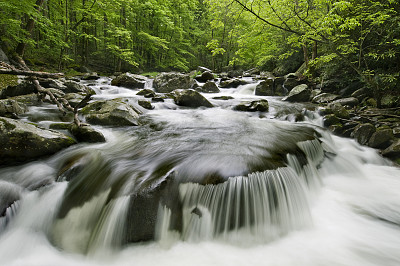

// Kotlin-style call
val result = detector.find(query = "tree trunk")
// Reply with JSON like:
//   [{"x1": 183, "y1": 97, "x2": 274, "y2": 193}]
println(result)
[
  {"x1": 303, "y1": 44, "x2": 309, "y2": 67},
  {"x1": 16, "y1": 0, "x2": 47, "y2": 57}
]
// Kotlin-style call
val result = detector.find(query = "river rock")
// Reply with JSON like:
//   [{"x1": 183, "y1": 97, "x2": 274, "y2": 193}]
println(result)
[
  {"x1": 153, "y1": 72, "x2": 191, "y2": 93},
  {"x1": 69, "y1": 124, "x2": 105, "y2": 143},
  {"x1": 228, "y1": 70, "x2": 243, "y2": 78},
  {"x1": 368, "y1": 128, "x2": 394, "y2": 149},
  {"x1": 173, "y1": 89, "x2": 213, "y2": 108},
  {"x1": 283, "y1": 73, "x2": 302, "y2": 91},
  {"x1": 0, "y1": 117, "x2": 76, "y2": 165},
  {"x1": 137, "y1": 89, "x2": 156, "y2": 98},
  {"x1": 63, "y1": 93, "x2": 86, "y2": 108},
  {"x1": 234, "y1": 100, "x2": 269, "y2": 112},
  {"x1": 111, "y1": 73, "x2": 147, "y2": 89},
  {"x1": 39, "y1": 78, "x2": 67, "y2": 91},
  {"x1": 213, "y1": 96, "x2": 234, "y2": 100},
  {"x1": 323, "y1": 114, "x2": 341, "y2": 127},
  {"x1": 195, "y1": 71, "x2": 214, "y2": 82},
  {"x1": 0, "y1": 80, "x2": 35, "y2": 99},
  {"x1": 0, "y1": 99, "x2": 28, "y2": 117},
  {"x1": 80, "y1": 98, "x2": 142, "y2": 126},
  {"x1": 244, "y1": 68, "x2": 260, "y2": 76},
  {"x1": 327, "y1": 103, "x2": 350, "y2": 119},
  {"x1": 255, "y1": 79, "x2": 274, "y2": 96},
  {"x1": 197, "y1": 81, "x2": 220, "y2": 93},
  {"x1": 332, "y1": 97, "x2": 359, "y2": 107},
  {"x1": 64, "y1": 80, "x2": 88, "y2": 93},
  {"x1": 282, "y1": 84, "x2": 311, "y2": 102},
  {"x1": 138, "y1": 100, "x2": 154, "y2": 110},
  {"x1": 381, "y1": 94, "x2": 399, "y2": 108},
  {"x1": 312, "y1": 93, "x2": 340, "y2": 104},
  {"x1": 82, "y1": 72, "x2": 100, "y2": 80},
  {"x1": 351, "y1": 123, "x2": 376, "y2": 145},
  {"x1": 219, "y1": 78, "x2": 247, "y2": 88},
  {"x1": 382, "y1": 139, "x2": 400, "y2": 158}
]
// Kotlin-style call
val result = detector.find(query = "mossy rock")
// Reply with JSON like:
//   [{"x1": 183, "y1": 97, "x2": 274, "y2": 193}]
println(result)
[{"x1": 0, "y1": 74, "x2": 18, "y2": 90}]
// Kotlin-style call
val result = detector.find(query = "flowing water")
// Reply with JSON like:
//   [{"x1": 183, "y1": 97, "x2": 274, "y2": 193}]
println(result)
[{"x1": 0, "y1": 77, "x2": 400, "y2": 265}]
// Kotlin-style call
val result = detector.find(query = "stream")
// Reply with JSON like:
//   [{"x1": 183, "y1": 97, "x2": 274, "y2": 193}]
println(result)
[{"x1": 0, "y1": 77, "x2": 400, "y2": 266}]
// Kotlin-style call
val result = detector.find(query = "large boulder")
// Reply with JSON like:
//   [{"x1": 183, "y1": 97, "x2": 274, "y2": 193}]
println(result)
[
  {"x1": 255, "y1": 79, "x2": 274, "y2": 96},
  {"x1": 153, "y1": 72, "x2": 191, "y2": 93},
  {"x1": 137, "y1": 89, "x2": 156, "y2": 98},
  {"x1": 0, "y1": 99, "x2": 27, "y2": 117},
  {"x1": 0, "y1": 80, "x2": 35, "y2": 99},
  {"x1": 196, "y1": 81, "x2": 220, "y2": 93},
  {"x1": 69, "y1": 124, "x2": 106, "y2": 143},
  {"x1": 332, "y1": 97, "x2": 359, "y2": 107},
  {"x1": 173, "y1": 89, "x2": 213, "y2": 108},
  {"x1": 368, "y1": 128, "x2": 394, "y2": 149},
  {"x1": 0, "y1": 117, "x2": 76, "y2": 165},
  {"x1": 351, "y1": 123, "x2": 376, "y2": 145},
  {"x1": 234, "y1": 100, "x2": 269, "y2": 112},
  {"x1": 219, "y1": 78, "x2": 248, "y2": 88},
  {"x1": 195, "y1": 71, "x2": 215, "y2": 83},
  {"x1": 111, "y1": 73, "x2": 148, "y2": 89},
  {"x1": 80, "y1": 98, "x2": 142, "y2": 126},
  {"x1": 312, "y1": 93, "x2": 340, "y2": 104},
  {"x1": 283, "y1": 73, "x2": 302, "y2": 91},
  {"x1": 282, "y1": 84, "x2": 311, "y2": 102},
  {"x1": 382, "y1": 139, "x2": 400, "y2": 158},
  {"x1": 64, "y1": 80, "x2": 88, "y2": 93}
]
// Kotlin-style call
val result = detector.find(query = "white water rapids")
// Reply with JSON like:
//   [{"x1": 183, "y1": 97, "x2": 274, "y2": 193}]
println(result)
[{"x1": 0, "y1": 77, "x2": 400, "y2": 265}]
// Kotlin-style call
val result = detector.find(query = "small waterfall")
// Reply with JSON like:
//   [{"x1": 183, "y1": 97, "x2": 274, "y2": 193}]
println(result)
[
  {"x1": 158, "y1": 167, "x2": 312, "y2": 244},
  {"x1": 0, "y1": 201, "x2": 19, "y2": 233}
]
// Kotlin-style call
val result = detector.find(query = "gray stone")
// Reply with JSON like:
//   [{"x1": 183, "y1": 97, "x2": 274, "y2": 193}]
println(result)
[
  {"x1": 0, "y1": 80, "x2": 35, "y2": 99},
  {"x1": 0, "y1": 117, "x2": 76, "y2": 165},
  {"x1": 234, "y1": 100, "x2": 269, "y2": 112},
  {"x1": 69, "y1": 124, "x2": 106, "y2": 143},
  {"x1": 327, "y1": 103, "x2": 350, "y2": 119},
  {"x1": 382, "y1": 139, "x2": 400, "y2": 158},
  {"x1": 111, "y1": 73, "x2": 148, "y2": 89},
  {"x1": 219, "y1": 79, "x2": 248, "y2": 88},
  {"x1": 80, "y1": 98, "x2": 142, "y2": 126},
  {"x1": 255, "y1": 79, "x2": 274, "y2": 96},
  {"x1": 312, "y1": 93, "x2": 340, "y2": 104},
  {"x1": 351, "y1": 123, "x2": 376, "y2": 145},
  {"x1": 137, "y1": 89, "x2": 156, "y2": 98},
  {"x1": 64, "y1": 80, "x2": 88, "y2": 93},
  {"x1": 368, "y1": 128, "x2": 394, "y2": 149},
  {"x1": 282, "y1": 84, "x2": 311, "y2": 102},
  {"x1": 0, "y1": 99, "x2": 27, "y2": 116},
  {"x1": 323, "y1": 114, "x2": 341, "y2": 127},
  {"x1": 332, "y1": 97, "x2": 359, "y2": 107},
  {"x1": 197, "y1": 81, "x2": 220, "y2": 93},
  {"x1": 173, "y1": 89, "x2": 213, "y2": 108},
  {"x1": 138, "y1": 100, "x2": 154, "y2": 110},
  {"x1": 153, "y1": 72, "x2": 191, "y2": 93},
  {"x1": 195, "y1": 71, "x2": 215, "y2": 82}
]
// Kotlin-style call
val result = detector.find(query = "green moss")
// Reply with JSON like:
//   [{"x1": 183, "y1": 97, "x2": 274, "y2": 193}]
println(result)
[{"x1": 0, "y1": 74, "x2": 18, "y2": 89}]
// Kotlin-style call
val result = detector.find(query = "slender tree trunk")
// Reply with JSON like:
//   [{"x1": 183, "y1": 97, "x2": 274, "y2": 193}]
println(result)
[
  {"x1": 303, "y1": 44, "x2": 309, "y2": 67},
  {"x1": 16, "y1": 0, "x2": 47, "y2": 57},
  {"x1": 312, "y1": 41, "x2": 317, "y2": 60}
]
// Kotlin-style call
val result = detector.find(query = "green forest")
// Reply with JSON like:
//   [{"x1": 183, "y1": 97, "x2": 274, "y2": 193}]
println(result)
[{"x1": 0, "y1": 0, "x2": 399, "y2": 104}]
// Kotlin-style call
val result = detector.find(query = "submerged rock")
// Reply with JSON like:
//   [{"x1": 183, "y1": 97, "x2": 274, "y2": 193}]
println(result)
[
  {"x1": 80, "y1": 98, "x2": 142, "y2": 126},
  {"x1": 111, "y1": 73, "x2": 148, "y2": 89},
  {"x1": 173, "y1": 89, "x2": 213, "y2": 108},
  {"x1": 234, "y1": 100, "x2": 269, "y2": 112},
  {"x1": 0, "y1": 117, "x2": 76, "y2": 165},
  {"x1": 153, "y1": 72, "x2": 191, "y2": 93}
]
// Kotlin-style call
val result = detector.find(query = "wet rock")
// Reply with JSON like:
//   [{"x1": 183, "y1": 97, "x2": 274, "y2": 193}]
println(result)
[
  {"x1": 393, "y1": 127, "x2": 400, "y2": 138},
  {"x1": 64, "y1": 80, "x2": 88, "y2": 93},
  {"x1": 327, "y1": 103, "x2": 350, "y2": 119},
  {"x1": 312, "y1": 93, "x2": 340, "y2": 104},
  {"x1": 173, "y1": 89, "x2": 213, "y2": 108},
  {"x1": 153, "y1": 72, "x2": 191, "y2": 93},
  {"x1": 138, "y1": 100, "x2": 154, "y2": 110},
  {"x1": 80, "y1": 98, "x2": 142, "y2": 126},
  {"x1": 219, "y1": 78, "x2": 248, "y2": 88},
  {"x1": 111, "y1": 73, "x2": 148, "y2": 89},
  {"x1": 196, "y1": 81, "x2": 220, "y2": 93},
  {"x1": 195, "y1": 71, "x2": 215, "y2": 82},
  {"x1": 332, "y1": 97, "x2": 359, "y2": 107},
  {"x1": 227, "y1": 70, "x2": 243, "y2": 78},
  {"x1": 282, "y1": 84, "x2": 311, "y2": 102},
  {"x1": 351, "y1": 123, "x2": 376, "y2": 145},
  {"x1": 82, "y1": 72, "x2": 100, "y2": 80},
  {"x1": 152, "y1": 97, "x2": 164, "y2": 102},
  {"x1": 323, "y1": 114, "x2": 341, "y2": 127},
  {"x1": 382, "y1": 139, "x2": 400, "y2": 158},
  {"x1": 283, "y1": 73, "x2": 302, "y2": 91},
  {"x1": 311, "y1": 89, "x2": 322, "y2": 99},
  {"x1": 0, "y1": 117, "x2": 76, "y2": 165},
  {"x1": 212, "y1": 96, "x2": 234, "y2": 100},
  {"x1": 0, "y1": 80, "x2": 35, "y2": 99},
  {"x1": 368, "y1": 127, "x2": 394, "y2": 149},
  {"x1": 137, "y1": 89, "x2": 156, "y2": 98},
  {"x1": 0, "y1": 99, "x2": 28, "y2": 117},
  {"x1": 69, "y1": 124, "x2": 106, "y2": 143},
  {"x1": 255, "y1": 79, "x2": 274, "y2": 96},
  {"x1": 63, "y1": 93, "x2": 85, "y2": 108},
  {"x1": 234, "y1": 99, "x2": 269, "y2": 112},
  {"x1": 39, "y1": 78, "x2": 67, "y2": 91}
]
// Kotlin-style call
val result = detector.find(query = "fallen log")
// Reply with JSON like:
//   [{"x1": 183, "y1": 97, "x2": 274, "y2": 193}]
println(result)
[{"x1": 0, "y1": 68, "x2": 63, "y2": 78}]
